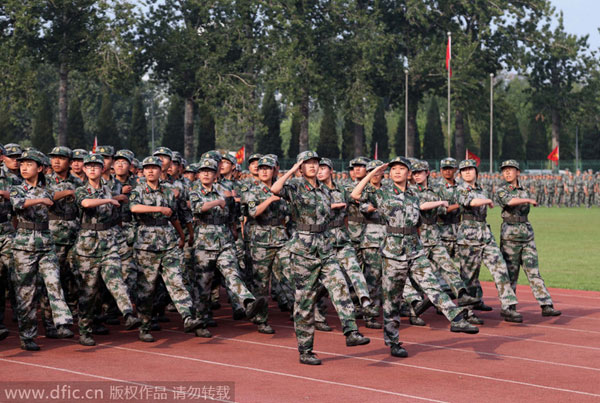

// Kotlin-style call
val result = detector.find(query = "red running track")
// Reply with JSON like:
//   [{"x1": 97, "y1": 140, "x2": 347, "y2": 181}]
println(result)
[{"x1": 0, "y1": 281, "x2": 599, "y2": 402}]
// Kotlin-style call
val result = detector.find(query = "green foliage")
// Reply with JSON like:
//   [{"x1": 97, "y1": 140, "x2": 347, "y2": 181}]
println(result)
[
  {"x1": 163, "y1": 96, "x2": 184, "y2": 154},
  {"x1": 96, "y1": 90, "x2": 120, "y2": 149},
  {"x1": 197, "y1": 103, "x2": 215, "y2": 159},
  {"x1": 257, "y1": 89, "x2": 283, "y2": 156},
  {"x1": 370, "y1": 99, "x2": 388, "y2": 160},
  {"x1": 129, "y1": 90, "x2": 148, "y2": 158},
  {"x1": 31, "y1": 92, "x2": 55, "y2": 152},
  {"x1": 287, "y1": 111, "x2": 300, "y2": 159},
  {"x1": 316, "y1": 102, "x2": 339, "y2": 159},
  {"x1": 525, "y1": 114, "x2": 548, "y2": 160},
  {"x1": 499, "y1": 109, "x2": 524, "y2": 161},
  {"x1": 394, "y1": 109, "x2": 406, "y2": 158},
  {"x1": 66, "y1": 96, "x2": 88, "y2": 150},
  {"x1": 0, "y1": 103, "x2": 19, "y2": 144},
  {"x1": 341, "y1": 114, "x2": 354, "y2": 160},
  {"x1": 422, "y1": 97, "x2": 445, "y2": 160}
]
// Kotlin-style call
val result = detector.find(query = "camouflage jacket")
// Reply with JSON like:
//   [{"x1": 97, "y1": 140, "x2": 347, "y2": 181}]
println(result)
[
  {"x1": 357, "y1": 183, "x2": 386, "y2": 249},
  {"x1": 326, "y1": 180, "x2": 352, "y2": 248},
  {"x1": 219, "y1": 177, "x2": 242, "y2": 226},
  {"x1": 241, "y1": 180, "x2": 288, "y2": 248},
  {"x1": 1, "y1": 165, "x2": 22, "y2": 186},
  {"x1": 129, "y1": 183, "x2": 179, "y2": 252},
  {"x1": 102, "y1": 174, "x2": 122, "y2": 196},
  {"x1": 457, "y1": 182, "x2": 494, "y2": 246},
  {"x1": 74, "y1": 183, "x2": 121, "y2": 257},
  {"x1": 115, "y1": 174, "x2": 139, "y2": 245},
  {"x1": 343, "y1": 180, "x2": 365, "y2": 243},
  {"x1": 189, "y1": 183, "x2": 234, "y2": 251},
  {"x1": 436, "y1": 180, "x2": 461, "y2": 242},
  {"x1": 495, "y1": 182, "x2": 534, "y2": 242},
  {"x1": 46, "y1": 172, "x2": 83, "y2": 245},
  {"x1": 280, "y1": 177, "x2": 334, "y2": 259},
  {"x1": 10, "y1": 182, "x2": 55, "y2": 251},
  {"x1": 0, "y1": 168, "x2": 15, "y2": 236},
  {"x1": 365, "y1": 183, "x2": 423, "y2": 261},
  {"x1": 413, "y1": 183, "x2": 444, "y2": 247}
]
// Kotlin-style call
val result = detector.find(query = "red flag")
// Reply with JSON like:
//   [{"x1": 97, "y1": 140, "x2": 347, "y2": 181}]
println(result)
[
  {"x1": 466, "y1": 149, "x2": 480, "y2": 167},
  {"x1": 373, "y1": 142, "x2": 378, "y2": 160},
  {"x1": 446, "y1": 36, "x2": 452, "y2": 77},
  {"x1": 92, "y1": 136, "x2": 97, "y2": 153},
  {"x1": 547, "y1": 146, "x2": 559, "y2": 166},
  {"x1": 235, "y1": 145, "x2": 245, "y2": 165}
]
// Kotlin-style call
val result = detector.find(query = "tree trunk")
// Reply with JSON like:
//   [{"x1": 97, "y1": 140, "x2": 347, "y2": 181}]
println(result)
[
  {"x1": 184, "y1": 97, "x2": 194, "y2": 160},
  {"x1": 551, "y1": 108, "x2": 560, "y2": 151},
  {"x1": 245, "y1": 90, "x2": 256, "y2": 155},
  {"x1": 353, "y1": 122, "x2": 364, "y2": 156},
  {"x1": 406, "y1": 105, "x2": 417, "y2": 158},
  {"x1": 454, "y1": 110, "x2": 465, "y2": 160},
  {"x1": 299, "y1": 91, "x2": 309, "y2": 152},
  {"x1": 57, "y1": 63, "x2": 69, "y2": 146}
]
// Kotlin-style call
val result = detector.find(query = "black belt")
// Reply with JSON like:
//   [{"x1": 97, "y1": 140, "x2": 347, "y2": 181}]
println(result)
[
  {"x1": 48, "y1": 212, "x2": 78, "y2": 221},
  {"x1": 503, "y1": 216, "x2": 528, "y2": 224},
  {"x1": 386, "y1": 225, "x2": 417, "y2": 235},
  {"x1": 256, "y1": 217, "x2": 284, "y2": 227},
  {"x1": 80, "y1": 222, "x2": 115, "y2": 231},
  {"x1": 439, "y1": 215, "x2": 460, "y2": 225},
  {"x1": 139, "y1": 218, "x2": 170, "y2": 227},
  {"x1": 420, "y1": 216, "x2": 437, "y2": 225},
  {"x1": 17, "y1": 221, "x2": 49, "y2": 231},
  {"x1": 462, "y1": 214, "x2": 486, "y2": 222},
  {"x1": 195, "y1": 217, "x2": 228, "y2": 225},
  {"x1": 348, "y1": 215, "x2": 382, "y2": 225},
  {"x1": 296, "y1": 223, "x2": 327, "y2": 233},
  {"x1": 329, "y1": 217, "x2": 346, "y2": 229}
]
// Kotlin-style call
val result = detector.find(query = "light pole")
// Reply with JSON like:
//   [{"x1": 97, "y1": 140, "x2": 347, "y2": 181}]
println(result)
[
  {"x1": 490, "y1": 73, "x2": 494, "y2": 173},
  {"x1": 405, "y1": 69, "x2": 408, "y2": 157}
]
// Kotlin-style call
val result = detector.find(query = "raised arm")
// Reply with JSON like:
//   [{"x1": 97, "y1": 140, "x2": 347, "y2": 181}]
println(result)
[
  {"x1": 271, "y1": 161, "x2": 302, "y2": 195},
  {"x1": 351, "y1": 164, "x2": 388, "y2": 201}
]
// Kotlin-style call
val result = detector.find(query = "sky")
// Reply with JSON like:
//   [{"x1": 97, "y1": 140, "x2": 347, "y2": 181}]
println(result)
[{"x1": 551, "y1": 0, "x2": 600, "y2": 51}]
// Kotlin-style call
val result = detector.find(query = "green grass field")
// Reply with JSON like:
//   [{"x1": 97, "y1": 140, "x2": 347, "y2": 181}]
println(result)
[{"x1": 478, "y1": 207, "x2": 600, "y2": 291}]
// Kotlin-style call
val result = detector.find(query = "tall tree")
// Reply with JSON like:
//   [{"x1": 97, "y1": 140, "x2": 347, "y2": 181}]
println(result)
[
  {"x1": 394, "y1": 108, "x2": 406, "y2": 158},
  {"x1": 316, "y1": 101, "x2": 339, "y2": 159},
  {"x1": 0, "y1": 103, "x2": 18, "y2": 144},
  {"x1": 341, "y1": 114, "x2": 354, "y2": 160},
  {"x1": 525, "y1": 113, "x2": 548, "y2": 160},
  {"x1": 96, "y1": 90, "x2": 120, "y2": 148},
  {"x1": 197, "y1": 103, "x2": 215, "y2": 158},
  {"x1": 129, "y1": 90, "x2": 148, "y2": 158},
  {"x1": 31, "y1": 92, "x2": 55, "y2": 152},
  {"x1": 422, "y1": 97, "x2": 445, "y2": 160},
  {"x1": 163, "y1": 96, "x2": 185, "y2": 153},
  {"x1": 66, "y1": 96, "x2": 88, "y2": 150},
  {"x1": 287, "y1": 111, "x2": 301, "y2": 158},
  {"x1": 499, "y1": 109, "x2": 525, "y2": 161},
  {"x1": 257, "y1": 89, "x2": 283, "y2": 157},
  {"x1": 370, "y1": 98, "x2": 389, "y2": 160}
]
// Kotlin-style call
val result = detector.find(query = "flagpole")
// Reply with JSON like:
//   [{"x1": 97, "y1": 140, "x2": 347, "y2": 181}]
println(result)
[
  {"x1": 490, "y1": 73, "x2": 494, "y2": 173},
  {"x1": 447, "y1": 32, "x2": 451, "y2": 158},
  {"x1": 405, "y1": 69, "x2": 408, "y2": 157},
  {"x1": 575, "y1": 126, "x2": 579, "y2": 171}
]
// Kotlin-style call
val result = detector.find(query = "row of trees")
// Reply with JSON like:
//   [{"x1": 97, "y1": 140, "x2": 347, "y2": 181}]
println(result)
[{"x1": 1, "y1": 1, "x2": 599, "y2": 162}]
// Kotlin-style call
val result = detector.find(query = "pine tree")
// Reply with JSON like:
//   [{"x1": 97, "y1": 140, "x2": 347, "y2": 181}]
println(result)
[
  {"x1": 66, "y1": 96, "x2": 88, "y2": 150},
  {"x1": 370, "y1": 99, "x2": 389, "y2": 160},
  {"x1": 163, "y1": 95, "x2": 185, "y2": 153},
  {"x1": 341, "y1": 114, "x2": 354, "y2": 160},
  {"x1": 31, "y1": 93, "x2": 55, "y2": 152},
  {"x1": 287, "y1": 111, "x2": 300, "y2": 158},
  {"x1": 394, "y1": 110, "x2": 406, "y2": 157},
  {"x1": 197, "y1": 103, "x2": 215, "y2": 159},
  {"x1": 96, "y1": 90, "x2": 120, "y2": 149},
  {"x1": 257, "y1": 89, "x2": 283, "y2": 156},
  {"x1": 422, "y1": 97, "x2": 445, "y2": 160},
  {"x1": 129, "y1": 91, "x2": 148, "y2": 158},
  {"x1": 525, "y1": 113, "x2": 548, "y2": 160},
  {"x1": 316, "y1": 102, "x2": 339, "y2": 159},
  {"x1": 500, "y1": 110, "x2": 525, "y2": 161}
]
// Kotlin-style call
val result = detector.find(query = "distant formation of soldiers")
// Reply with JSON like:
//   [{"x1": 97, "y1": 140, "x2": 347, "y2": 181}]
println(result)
[{"x1": 0, "y1": 143, "x2": 569, "y2": 365}]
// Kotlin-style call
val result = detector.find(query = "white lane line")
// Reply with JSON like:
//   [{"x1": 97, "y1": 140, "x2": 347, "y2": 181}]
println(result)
[{"x1": 0, "y1": 357, "x2": 234, "y2": 402}]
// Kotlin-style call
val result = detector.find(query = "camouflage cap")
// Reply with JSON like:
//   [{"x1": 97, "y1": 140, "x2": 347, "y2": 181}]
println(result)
[
  {"x1": 41, "y1": 153, "x2": 51, "y2": 166},
  {"x1": 184, "y1": 163, "x2": 199, "y2": 173},
  {"x1": 221, "y1": 152, "x2": 237, "y2": 165},
  {"x1": 17, "y1": 149, "x2": 45, "y2": 165},
  {"x1": 350, "y1": 156, "x2": 370, "y2": 167},
  {"x1": 132, "y1": 158, "x2": 141, "y2": 169},
  {"x1": 72, "y1": 149, "x2": 89, "y2": 160},
  {"x1": 440, "y1": 157, "x2": 458, "y2": 169},
  {"x1": 198, "y1": 158, "x2": 218, "y2": 171},
  {"x1": 83, "y1": 153, "x2": 105, "y2": 167},
  {"x1": 248, "y1": 153, "x2": 262, "y2": 163},
  {"x1": 142, "y1": 156, "x2": 162, "y2": 168},
  {"x1": 153, "y1": 146, "x2": 173, "y2": 159},
  {"x1": 48, "y1": 146, "x2": 73, "y2": 159},
  {"x1": 171, "y1": 151, "x2": 183, "y2": 164},
  {"x1": 388, "y1": 156, "x2": 411, "y2": 170},
  {"x1": 367, "y1": 159, "x2": 384, "y2": 172},
  {"x1": 265, "y1": 154, "x2": 279, "y2": 164},
  {"x1": 500, "y1": 159, "x2": 520, "y2": 171},
  {"x1": 458, "y1": 159, "x2": 478, "y2": 171},
  {"x1": 114, "y1": 149, "x2": 134, "y2": 163},
  {"x1": 201, "y1": 150, "x2": 222, "y2": 162},
  {"x1": 97, "y1": 145, "x2": 115, "y2": 157},
  {"x1": 296, "y1": 150, "x2": 320, "y2": 163},
  {"x1": 4, "y1": 143, "x2": 22, "y2": 157},
  {"x1": 319, "y1": 157, "x2": 333, "y2": 169},
  {"x1": 411, "y1": 160, "x2": 429, "y2": 172},
  {"x1": 257, "y1": 156, "x2": 276, "y2": 168}
]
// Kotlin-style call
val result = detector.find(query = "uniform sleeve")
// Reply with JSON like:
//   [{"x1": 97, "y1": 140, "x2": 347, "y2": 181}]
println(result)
[
  {"x1": 495, "y1": 187, "x2": 512, "y2": 208},
  {"x1": 458, "y1": 188, "x2": 475, "y2": 208},
  {"x1": 128, "y1": 186, "x2": 142, "y2": 208},
  {"x1": 358, "y1": 188, "x2": 374, "y2": 214},
  {"x1": 279, "y1": 179, "x2": 296, "y2": 202},
  {"x1": 176, "y1": 187, "x2": 193, "y2": 224},
  {"x1": 9, "y1": 186, "x2": 26, "y2": 210},
  {"x1": 242, "y1": 188, "x2": 260, "y2": 218},
  {"x1": 189, "y1": 190, "x2": 205, "y2": 214}
]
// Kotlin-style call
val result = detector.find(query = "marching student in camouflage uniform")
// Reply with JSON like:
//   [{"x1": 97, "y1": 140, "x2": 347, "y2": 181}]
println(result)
[
  {"x1": 189, "y1": 157, "x2": 266, "y2": 338},
  {"x1": 2, "y1": 144, "x2": 23, "y2": 185},
  {"x1": 73, "y1": 153, "x2": 142, "y2": 346},
  {"x1": 42, "y1": 146, "x2": 82, "y2": 338},
  {"x1": 10, "y1": 149, "x2": 74, "y2": 351},
  {"x1": 495, "y1": 160, "x2": 561, "y2": 317},
  {"x1": 0, "y1": 144, "x2": 14, "y2": 340},
  {"x1": 129, "y1": 156, "x2": 202, "y2": 342},
  {"x1": 351, "y1": 157, "x2": 478, "y2": 358},
  {"x1": 456, "y1": 159, "x2": 523, "y2": 323},
  {"x1": 70, "y1": 149, "x2": 88, "y2": 183},
  {"x1": 240, "y1": 156, "x2": 292, "y2": 334},
  {"x1": 272, "y1": 151, "x2": 370, "y2": 366}
]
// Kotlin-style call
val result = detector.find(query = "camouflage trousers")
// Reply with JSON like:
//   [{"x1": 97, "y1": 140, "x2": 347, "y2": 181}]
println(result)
[
  {"x1": 0, "y1": 233, "x2": 14, "y2": 326},
  {"x1": 41, "y1": 244, "x2": 78, "y2": 330},
  {"x1": 457, "y1": 241, "x2": 518, "y2": 310},
  {"x1": 74, "y1": 249, "x2": 134, "y2": 336},
  {"x1": 249, "y1": 245, "x2": 294, "y2": 324},
  {"x1": 101, "y1": 237, "x2": 139, "y2": 320},
  {"x1": 425, "y1": 244, "x2": 468, "y2": 298},
  {"x1": 335, "y1": 244, "x2": 370, "y2": 303},
  {"x1": 441, "y1": 239, "x2": 457, "y2": 259},
  {"x1": 12, "y1": 249, "x2": 73, "y2": 341},
  {"x1": 500, "y1": 239, "x2": 553, "y2": 306},
  {"x1": 360, "y1": 247, "x2": 383, "y2": 317},
  {"x1": 135, "y1": 247, "x2": 194, "y2": 331},
  {"x1": 194, "y1": 246, "x2": 255, "y2": 326},
  {"x1": 290, "y1": 252, "x2": 357, "y2": 353},
  {"x1": 383, "y1": 255, "x2": 463, "y2": 346}
]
